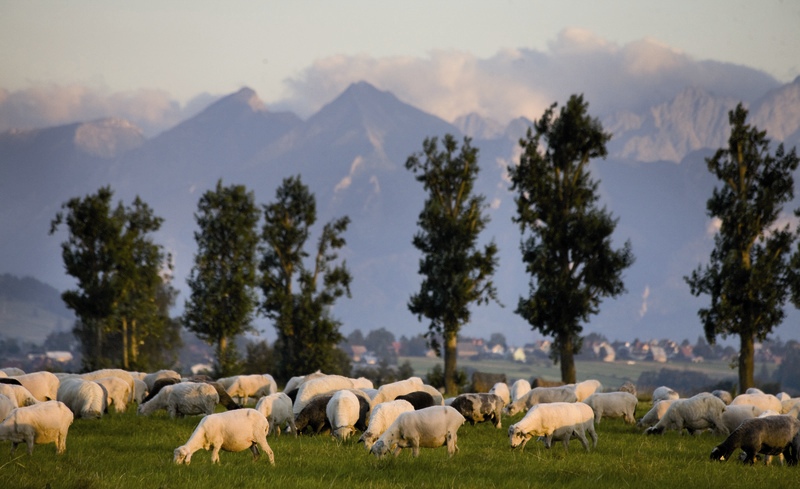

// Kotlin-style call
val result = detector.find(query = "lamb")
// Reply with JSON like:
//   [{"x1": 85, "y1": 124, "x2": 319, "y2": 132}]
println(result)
[
  {"x1": 294, "y1": 394, "x2": 334, "y2": 435},
  {"x1": 57, "y1": 377, "x2": 105, "y2": 419},
  {"x1": 370, "y1": 377, "x2": 424, "y2": 405},
  {"x1": 489, "y1": 382, "x2": 510, "y2": 406},
  {"x1": 143, "y1": 369, "x2": 181, "y2": 392},
  {"x1": 508, "y1": 401, "x2": 597, "y2": 451},
  {"x1": 358, "y1": 399, "x2": 415, "y2": 450},
  {"x1": 138, "y1": 382, "x2": 219, "y2": 418},
  {"x1": 449, "y1": 393, "x2": 504, "y2": 428},
  {"x1": 582, "y1": 392, "x2": 638, "y2": 424},
  {"x1": 0, "y1": 400, "x2": 73, "y2": 455},
  {"x1": 721, "y1": 404, "x2": 764, "y2": 434},
  {"x1": 637, "y1": 399, "x2": 678, "y2": 428},
  {"x1": 225, "y1": 374, "x2": 277, "y2": 406},
  {"x1": 504, "y1": 386, "x2": 578, "y2": 416},
  {"x1": 93, "y1": 376, "x2": 132, "y2": 413},
  {"x1": 327, "y1": 389, "x2": 362, "y2": 441},
  {"x1": 255, "y1": 392, "x2": 296, "y2": 436},
  {"x1": 395, "y1": 391, "x2": 436, "y2": 410},
  {"x1": 652, "y1": 386, "x2": 680, "y2": 402},
  {"x1": 509, "y1": 379, "x2": 532, "y2": 402},
  {"x1": 0, "y1": 383, "x2": 38, "y2": 408},
  {"x1": 645, "y1": 392, "x2": 728, "y2": 436},
  {"x1": 173, "y1": 408, "x2": 275, "y2": 465},
  {"x1": 370, "y1": 405, "x2": 466, "y2": 458},
  {"x1": 10, "y1": 371, "x2": 60, "y2": 402},
  {"x1": 568, "y1": 379, "x2": 602, "y2": 402},
  {"x1": 710, "y1": 415, "x2": 800, "y2": 465},
  {"x1": 730, "y1": 393, "x2": 782, "y2": 413}
]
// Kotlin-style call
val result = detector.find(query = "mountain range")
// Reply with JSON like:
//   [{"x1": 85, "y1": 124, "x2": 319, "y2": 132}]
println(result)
[{"x1": 2, "y1": 78, "x2": 800, "y2": 347}]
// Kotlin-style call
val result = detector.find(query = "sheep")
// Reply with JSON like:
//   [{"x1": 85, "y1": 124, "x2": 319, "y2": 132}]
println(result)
[
  {"x1": 0, "y1": 400, "x2": 73, "y2": 455},
  {"x1": 509, "y1": 379, "x2": 532, "y2": 402},
  {"x1": 0, "y1": 393, "x2": 15, "y2": 420},
  {"x1": 137, "y1": 382, "x2": 218, "y2": 418},
  {"x1": 652, "y1": 386, "x2": 680, "y2": 402},
  {"x1": 730, "y1": 393, "x2": 782, "y2": 413},
  {"x1": 255, "y1": 392, "x2": 296, "y2": 436},
  {"x1": 370, "y1": 405, "x2": 466, "y2": 458},
  {"x1": 283, "y1": 370, "x2": 326, "y2": 393},
  {"x1": 57, "y1": 377, "x2": 105, "y2": 419},
  {"x1": 142, "y1": 377, "x2": 181, "y2": 403},
  {"x1": 0, "y1": 378, "x2": 22, "y2": 386},
  {"x1": 173, "y1": 408, "x2": 275, "y2": 465},
  {"x1": 712, "y1": 389, "x2": 733, "y2": 405},
  {"x1": 143, "y1": 369, "x2": 181, "y2": 392},
  {"x1": 721, "y1": 404, "x2": 764, "y2": 434},
  {"x1": 293, "y1": 375, "x2": 367, "y2": 416},
  {"x1": 370, "y1": 377, "x2": 424, "y2": 405},
  {"x1": 10, "y1": 371, "x2": 60, "y2": 402},
  {"x1": 710, "y1": 415, "x2": 800, "y2": 465},
  {"x1": 0, "y1": 367, "x2": 25, "y2": 376},
  {"x1": 0, "y1": 383, "x2": 38, "y2": 408},
  {"x1": 489, "y1": 382, "x2": 510, "y2": 406},
  {"x1": 419, "y1": 384, "x2": 445, "y2": 406},
  {"x1": 569, "y1": 379, "x2": 603, "y2": 402},
  {"x1": 637, "y1": 399, "x2": 678, "y2": 428},
  {"x1": 132, "y1": 378, "x2": 148, "y2": 404},
  {"x1": 618, "y1": 381, "x2": 637, "y2": 398},
  {"x1": 645, "y1": 392, "x2": 728, "y2": 436},
  {"x1": 327, "y1": 389, "x2": 362, "y2": 441},
  {"x1": 358, "y1": 399, "x2": 415, "y2": 450},
  {"x1": 395, "y1": 391, "x2": 436, "y2": 410},
  {"x1": 504, "y1": 386, "x2": 578, "y2": 416},
  {"x1": 781, "y1": 398, "x2": 800, "y2": 417},
  {"x1": 745, "y1": 387, "x2": 765, "y2": 395},
  {"x1": 582, "y1": 391, "x2": 638, "y2": 424},
  {"x1": 508, "y1": 401, "x2": 597, "y2": 451},
  {"x1": 294, "y1": 394, "x2": 334, "y2": 435},
  {"x1": 449, "y1": 393, "x2": 504, "y2": 428},
  {"x1": 225, "y1": 374, "x2": 277, "y2": 406},
  {"x1": 200, "y1": 381, "x2": 242, "y2": 410},
  {"x1": 776, "y1": 392, "x2": 792, "y2": 402},
  {"x1": 93, "y1": 376, "x2": 132, "y2": 413},
  {"x1": 81, "y1": 369, "x2": 136, "y2": 403}
]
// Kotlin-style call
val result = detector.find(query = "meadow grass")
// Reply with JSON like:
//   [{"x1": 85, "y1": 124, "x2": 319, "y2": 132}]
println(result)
[{"x1": 1, "y1": 404, "x2": 797, "y2": 489}]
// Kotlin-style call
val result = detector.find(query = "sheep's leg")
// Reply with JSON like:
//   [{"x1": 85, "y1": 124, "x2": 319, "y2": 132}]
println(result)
[
  {"x1": 56, "y1": 430, "x2": 67, "y2": 454},
  {"x1": 250, "y1": 443, "x2": 260, "y2": 461},
  {"x1": 210, "y1": 444, "x2": 221, "y2": 464},
  {"x1": 575, "y1": 429, "x2": 589, "y2": 452},
  {"x1": 543, "y1": 434, "x2": 553, "y2": 449},
  {"x1": 410, "y1": 438, "x2": 420, "y2": 457},
  {"x1": 256, "y1": 436, "x2": 275, "y2": 465},
  {"x1": 741, "y1": 449, "x2": 756, "y2": 465},
  {"x1": 446, "y1": 431, "x2": 458, "y2": 457},
  {"x1": 289, "y1": 417, "x2": 297, "y2": 437}
]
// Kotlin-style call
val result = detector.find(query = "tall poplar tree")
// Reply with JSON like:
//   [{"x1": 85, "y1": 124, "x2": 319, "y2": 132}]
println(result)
[
  {"x1": 686, "y1": 103, "x2": 800, "y2": 391},
  {"x1": 183, "y1": 180, "x2": 260, "y2": 377},
  {"x1": 405, "y1": 134, "x2": 499, "y2": 395},
  {"x1": 509, "y1": 94, "x2": 633, "y2": 383}
]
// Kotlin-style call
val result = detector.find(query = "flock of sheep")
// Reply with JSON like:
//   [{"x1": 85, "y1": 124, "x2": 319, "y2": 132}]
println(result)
[{"x1": 1, "y1": 366, "x2": 800, "y2": 467}]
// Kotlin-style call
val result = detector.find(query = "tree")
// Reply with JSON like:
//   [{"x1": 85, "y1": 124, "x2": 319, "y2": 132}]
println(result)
[
  {"x1": 405, "y1": 134, "x2": 499, "y2": 395},
  {"x1": 508, "y1": 94, "x2": 634, "y2": 383},
  {"x1": 259, "y1": 176, "x2": 352, "y2": 383},
  {"x1": 183, "y1": 180, "x2": 260, "y2": 377},
  {"x1": 685, "y1": 103, "x2": 799, "y2": 391},
  {"x1": 50, "y1": 187, "x2": 176, "y2": 371}
]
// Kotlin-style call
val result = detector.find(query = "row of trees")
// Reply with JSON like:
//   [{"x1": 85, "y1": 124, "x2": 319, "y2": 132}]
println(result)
[{"x1": 51, "y1": 94, "x2": 799, "y2": 393}]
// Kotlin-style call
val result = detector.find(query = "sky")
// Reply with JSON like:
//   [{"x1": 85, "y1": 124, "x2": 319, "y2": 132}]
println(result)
[{"x1": 1, "y1": 0, "x2": 799, "y2": 134}]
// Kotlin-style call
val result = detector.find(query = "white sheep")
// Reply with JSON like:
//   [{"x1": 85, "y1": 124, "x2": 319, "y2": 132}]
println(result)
[
  {"x1": 327, "y1": 389, "x2": 362, "y2": 441},
  {"x1": 370, "y1": 405, "x2": 466, "y2": 458},
  {"x1": 711, "y1": 415, "x2": 800, "y2": 465},
  {"x1": 143, "y1": 369, "x2": 181, "y2": 392},
  {"x1": 255, "y1": 392, "x2": 296, "y2": 436},
  {"x1": 781, "y1": 398, "x2": 800, "y2": 417},
  {"x1": 138, "y1": 382, "x2": 218, "y2": 418},
  {"x1": 504, "y1": 385, "x2": 578, "y2": 416},
  {"x1": 508, "y1": 401, "x2": 597, "y2": 451},
  {"x1": 0, "y1": 367, "x2": 25, "y2": 376},
  {"x1": 0, "y1": 383, "x2": 38, "y2": 408},
  {"x1": 10, "y1": 371, "x2": 60, "y2": 402},
  {"x1": 225, "y1": 374, "x2": 277, "y2": 406},
  {"x1": 81, "y1": 369, "x2": 136, "y2": 403},
  {"x1": 173, "y1": 408, "x2": 275, "y2": 465},
  {"x1": 283, "y1": 370, "x2": 326, "y2": 394},
  {"x1": 370, "y1": 377, "x2": 424, "y2": 405},
  {"x1": 358, "y1": 399, "x2": 415, "y2": 450},
  {"x1": 94, "y1": 376, "x2": 132, "y2": 413},
  {"x1": 720, "y1": 404, "x2": 763, "y2": 434},
  {"x1": 582, "y1": 391, "x2": 638, "y2": 424},
  {"x1": 293, "y1": 375, "x2": 368, "y2": 416},
  {"x1": 0, "y1": 393, "x2": 15, "y2": 420},
  {"x1": 775, "y1": 392, "x2": 792, "y2": 402},
  {"x1": 652, "y1": 386, "x2": 680, "y2": 402},
  {"x1": 509, "y1": 379, "x2": 532, "y2": 402},
  {"x1": 730, "y1": 393, "x2": 782, "y2": 413},
  {"x1": 57, "y1": 377, "x2": 105, "y2": 419},
  {"x1": 645, "y1": 392, "x2": 728, "y2": 436},
  {"x1": 569, "y1": 379, "x2": 603, "y2": 402},
  {"x1": 711, "y1": 389, "x2": 733, "y2": 405},
  {"x1": 0, "y1": 400, "x2": 73, "y2": 455},
  {"x1": 637, "y1": 399, "x2": 678, "y2": 428},
  {"x1": 489, "y1": 382, "x2": 510, "y2": 406},
  {"x1": 132, "y1": 378, "x2": 148, "y2": 404}
]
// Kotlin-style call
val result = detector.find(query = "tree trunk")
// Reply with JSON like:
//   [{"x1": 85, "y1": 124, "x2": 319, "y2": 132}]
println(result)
[
  {"x1": 444, "y1": 330, "x2": 459, "y2": 396},
  {"x1": 559, "y1": 333, "x2": 576, "y2": 384},
  {"x1": 739, "y1": 333, "x2": 755, "y2": 392},
  {"x1": 217, "y1": 335, "x2": 228, "y2": 377},
  {"x1": 121, "y1": 317, "x2": 129, "y2": 370},
  {"x1": 130, "y1": 319, "x2": 138, "y2": 366}
]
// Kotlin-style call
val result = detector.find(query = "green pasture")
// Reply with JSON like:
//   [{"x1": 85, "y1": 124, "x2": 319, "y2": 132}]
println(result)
[{"x1": 1, "y1": 402, "x2": 796, "y2": 489}]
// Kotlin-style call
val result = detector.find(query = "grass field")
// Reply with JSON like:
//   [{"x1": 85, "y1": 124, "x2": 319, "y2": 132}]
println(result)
[{"x1": 1, "y1": 402, "x2": 796, "y2": 489}]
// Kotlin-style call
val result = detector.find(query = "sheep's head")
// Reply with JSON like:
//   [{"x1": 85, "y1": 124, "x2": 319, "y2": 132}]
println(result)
[
  {"x1": 173, "y1": 446, "x2": 192, "y2": 465},
  {"x1": 504, "y1": 403, "x2": 521, "y2": 417},
  {"x1": 358, "y1": 432, "x2": 377, "y2": 450},
  {"x1": 709, "y1": 446, "x2": 729, "y2": 462},
  {"x1": 370, "y1": 440, "x2": 390, "y2": 458},
  {"x1": 508, "y1": 424, "x2": 530, "y2": 449}
]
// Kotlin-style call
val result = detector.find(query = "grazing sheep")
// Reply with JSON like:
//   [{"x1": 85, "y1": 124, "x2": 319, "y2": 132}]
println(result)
[
  {"x1": 652, "y1": 386, "x2": 680, "y2": 403},
  {"x1": 370, "y1": 406, "x2": 466, "y2": 458},
  {"x1": 730, "y1": 393, "x2": 782, "y2": 413},
  {"x1": 57, "y1": 377, "x2": 105, "y2": 419},
  {"x1": 294, "y1": 394, "x2": 334, "y2": 435},
  {"x1": 449, "y1": 393, "x2": 504, "y2": 428},
  {"x1": 293, "y1": 375, "x2": 366, "y2": 416},
  {"x1": 10, "y1": 371, "x2": 60, "y2": 402},
  {"x1": 358, "y1": 400, "x2": 415, "y2": 450},
  {"x1": 508, "y1": 401, "x2": 597, "y2": 451},
  {"x1": 504, "y1": 386, "x2": 578, "y2": 416},
  {"x1": 93, "y1": 376, "x2": 132, "y2": 413},
  {"x1": 0, "y1": 400, "x2": 73, "y2": 455},
  {"x1": 618, "y1": 381, "x2": 637, "y2": 398},
  {"x1": 781, "y1": 398, "x2": 800, "y2": 418},
  {"x1": 225, "y1": 374, "x2": 277, "y2": 406},
  {"x1": 721, "y1": 404, "x2": 764, "y2": 434},
  {"x1": 138, "y1": 382, "x2": 218, "y2": 418},
  {"x1": 173, "y1": 408, "x2": 275, "y2": 465},
  {"x1": 745, "y1": 387, "x2": 765, "y2": 395},
  {"x1": 489, "y1": 382, "x2": 511, "y2": 406},
  {"x1": 370, "y1": 377, "x2": 424, "y2": 405},
  {"x1": 395, "y1": 391, "x2": 436, "y2": 410},
  {"x1": 81, "y1": 369, "x2": 136, "y2": 403},
  {"x1": 712, "y1": 390, "x2": 733, "y2": 405},
  {"x1": 637, "y1": 399, "x2": 678, "y2": 429},
  {"x1": 0, "y1": 367, "x2": 25, "y2": 376},
  {"x1": 0, "y1": 383, "x2": 38, "y2": 408},
  {"x1": 569, "y1": 379, "x2": 603, "y2": 402},
  {"x1": 132, "y1": 378, "x2": 148, "y2": 404},
  {"x1": 582, "y1": 391, "x2": 638, "y2": 424},
  {"x1": 0, "y1": 393, "x2": 15, "y2": 420},
  {"x1": 142, "y1": 377, "x2": 181, "y2": 403},
  {"x1": 419, "y1": 384, "x2": 445, "y2": 406},
  {"x1": 327, "y1": 389, "x2": 362, "y2": 441},
  {"x1": 776, "y1": 392, "x2": 792, "y2": 402},
  {"x1": 510, "y1": 379, "x2": 532, "y2": 402},
  {"x1": 283, "y1": 370, "x2": 326, "y2": 394},
  {"x1": 710, "y1": 415, "x2": 800, "y2": 465},
  {"x1": 645, "y1": 392, "x2": 728, "y2": 436},
  {"x1": 143, "y1": 369, "x2": 181, "y2": 392},
  {"x1": 255, "y1": 392, "x2": 296, "y2": 436}
]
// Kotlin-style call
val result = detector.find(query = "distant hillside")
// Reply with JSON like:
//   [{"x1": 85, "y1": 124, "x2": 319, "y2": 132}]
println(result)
[{"x1": 0, "y1": 274, "x2": 74, "y2": 344}]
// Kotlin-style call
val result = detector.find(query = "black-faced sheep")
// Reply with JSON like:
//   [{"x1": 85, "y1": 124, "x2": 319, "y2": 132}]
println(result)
[
  {"x1": 0, "y1": 400, "x2": 74, "y2": 455},
  {"x1": 395, "y1": 391, "x2": 436, "y2": 410},
  {"x1": 173, "y1": 408, "x2": 275, "y2": 465},
  {"x1": 370, "y1": 405, "x2": 466, "y2": 458},
  {"x1": 449, "y1": 393, "x2": 504, "y2": 428},
  {"x1": 508, "y1": 401, "x2": 597, "y2": 452},
  {"x1": 710, "y1": 415, "x2": 800, "y2": 465},
  {"x1": 294, "y1": 394, "x2": 334, "y2": 435}
]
